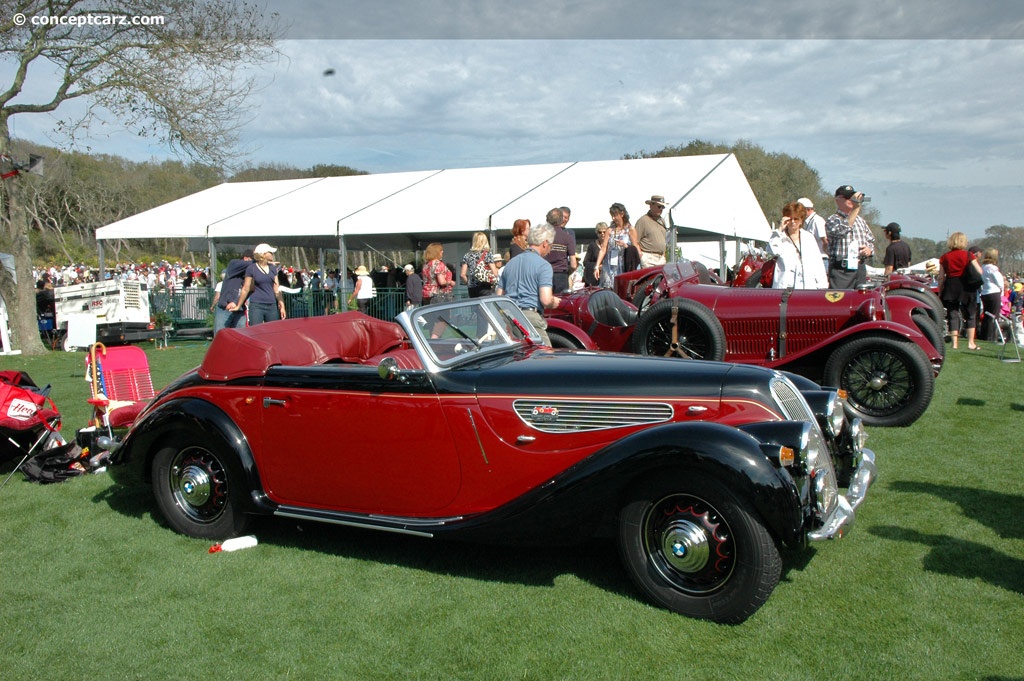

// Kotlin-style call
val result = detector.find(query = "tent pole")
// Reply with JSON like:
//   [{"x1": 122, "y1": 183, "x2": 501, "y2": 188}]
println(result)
[
  {"x1": 209, "y1": 241, "x2": 218, "y2": 284},
  {"x1": 338, "y1": 230, "x2": 351, "y2": 298},
  {"x1": 97, "y1": 240, "x2": 106, "y2": 277}
]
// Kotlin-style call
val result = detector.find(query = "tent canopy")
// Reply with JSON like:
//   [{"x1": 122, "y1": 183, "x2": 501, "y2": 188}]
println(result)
[{"x1": 95, "y1": 155, "x2": 770, "y2": 254}]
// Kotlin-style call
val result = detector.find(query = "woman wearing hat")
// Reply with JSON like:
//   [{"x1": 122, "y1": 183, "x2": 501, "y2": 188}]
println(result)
[
  {"x1": 348, "y1": 265, "x2": 375, "y2": 314},
  {"x1": 235, "y1": 243, "x2": 285, "y2": 325}
]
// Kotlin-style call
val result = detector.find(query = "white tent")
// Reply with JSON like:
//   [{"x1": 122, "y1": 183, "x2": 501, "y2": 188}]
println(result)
[
  {"x1": 94, "y1": 154, "x2": 770, "y2": 273},
  {"x1": 96, "y1": 178, "x2": 323, "y2": 241}
]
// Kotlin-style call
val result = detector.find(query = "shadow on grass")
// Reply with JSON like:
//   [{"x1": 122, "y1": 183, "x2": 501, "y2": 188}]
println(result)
[
  {"x1": 95, "y1": 481, "x2": 810, "y2": 617},
  {"x1": 955, "y1": 397, "x2": 986, "y2": 407},
  {"x1": 888, "y1": 481, "x2": 1024, "y2": 540},
  {"x1": 871, "y1": 525, "x2": 1024, "y2": 595}
]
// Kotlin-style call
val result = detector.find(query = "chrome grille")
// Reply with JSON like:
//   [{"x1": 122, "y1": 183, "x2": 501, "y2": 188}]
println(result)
[
  {"x1": 770, "y1": 376, "x2": 815, "y2": 422},
  {"x1": 513, "y1": 399, "x2": 674, "y2": 433}
]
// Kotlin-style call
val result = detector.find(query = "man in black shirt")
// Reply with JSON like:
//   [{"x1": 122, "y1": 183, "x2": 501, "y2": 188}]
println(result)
[{"x1": 882, "y1": 223, "x2": 912, "y2": 275}]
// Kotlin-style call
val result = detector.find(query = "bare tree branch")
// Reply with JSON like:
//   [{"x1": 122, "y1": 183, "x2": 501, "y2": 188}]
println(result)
[{"x1": 0, "y1": 0, "x2": 280, "y2": 353}]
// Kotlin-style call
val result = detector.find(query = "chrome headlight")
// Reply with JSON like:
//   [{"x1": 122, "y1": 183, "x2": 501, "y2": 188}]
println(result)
[
  {"x1": 804, "y1": 427, "x2": 838, "y2": 516},
  {"x1": 848, "y1": 417, "x2": 867, "y2": 452},
  {"x1": 800, "y1": 390, "x2": 846, "y2": 439},
  {"x1": 827, "y1": 394, "x2": 845, "y2": 437}
]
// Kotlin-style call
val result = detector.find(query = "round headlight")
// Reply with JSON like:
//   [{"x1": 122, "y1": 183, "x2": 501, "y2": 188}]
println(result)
[
  {"x1": 849, "y1": 417, "x2": 867, "y2": 451},
  {"x1": 814, "y1": 467, "x2": 839, "y2": 515},
  {"x1": 828, "y1": 394, "x2": 845, "y2": 436}
]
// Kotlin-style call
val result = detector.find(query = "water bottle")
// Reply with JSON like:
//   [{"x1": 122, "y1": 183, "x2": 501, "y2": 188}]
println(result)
[{"x1": 209, "y1": 535, "x2": 258, "y2": 553}]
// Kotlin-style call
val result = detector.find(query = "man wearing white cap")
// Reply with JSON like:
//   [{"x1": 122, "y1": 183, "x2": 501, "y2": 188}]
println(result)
[{"x1": 403, "y1": 264, "x2": 423, "y2": 310}]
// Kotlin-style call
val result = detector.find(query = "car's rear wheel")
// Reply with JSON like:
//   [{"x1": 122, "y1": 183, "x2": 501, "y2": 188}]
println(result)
[
  {"x1": 631, "y1": 298, "x2": 726, "y2": 361},
  {"x1": 911, "y1": 308, "x2": 944, "y2": 358},
  {"x1": 619, "y1": 471, "x2": 781, "y2": 624},
  {"x1": 152, "y1": 428, "x2": 251, "y2": 539},
  {"x1": 547, "y1": 328, "x2": 584, "y2": 349},
  {"x1": 824, "y1": 333, "x2": 934, "y2": 427},
  {"x1": 887, "y1": 287, "x2": 944, "y2": 330}
]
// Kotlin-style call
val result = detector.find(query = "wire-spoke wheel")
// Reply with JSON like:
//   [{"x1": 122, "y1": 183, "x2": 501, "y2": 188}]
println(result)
[
  {"x1": 824, "y1": 333, "x2": 934, "y2": 427},
  {"x1": 631, "y1": 298, "x2": 726, "y2": 361}
]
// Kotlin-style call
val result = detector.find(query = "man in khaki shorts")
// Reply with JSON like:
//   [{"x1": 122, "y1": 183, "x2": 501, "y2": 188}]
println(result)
[{"x1": 635, "y1": 195, "x2": 669, "y2": 268}]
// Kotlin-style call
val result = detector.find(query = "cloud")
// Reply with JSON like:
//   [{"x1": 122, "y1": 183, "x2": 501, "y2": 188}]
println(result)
[{"x1": 265, "y1": 0, "x2": 1024, "y2": 39}]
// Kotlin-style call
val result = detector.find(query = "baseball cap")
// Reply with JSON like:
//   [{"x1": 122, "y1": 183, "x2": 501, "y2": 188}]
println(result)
[
  {"x1": 797, "y1": 198, "x2": 814, "y2": 209},
  {"x1": 835, "y1": 185, "x2": 856, "y2": 199}
]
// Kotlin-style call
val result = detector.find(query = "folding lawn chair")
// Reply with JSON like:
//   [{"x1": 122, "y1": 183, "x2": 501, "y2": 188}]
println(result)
[
  {"x1": 984, "y1": 311, "x2": 1022, "y2": 363},
  {"x1": 85, "y1": 343, "x2": 155, "y2": 434},
  {"x1": 0, "y1": 370, "x2": 65, "y2": 490}
]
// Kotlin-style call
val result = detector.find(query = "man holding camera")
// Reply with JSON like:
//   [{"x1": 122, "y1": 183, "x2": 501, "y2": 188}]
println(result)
[{"x1": 826, "y1": 184, "x2": 875, "y2": 289}]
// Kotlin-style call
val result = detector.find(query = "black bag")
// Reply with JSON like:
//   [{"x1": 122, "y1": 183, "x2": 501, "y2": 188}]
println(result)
[
  {"x1": 21, "y1": 442, "x2": 88, "y2": 484},
  {"x1": 961, "y1": 260, "x2": 983, "y2": 291}
]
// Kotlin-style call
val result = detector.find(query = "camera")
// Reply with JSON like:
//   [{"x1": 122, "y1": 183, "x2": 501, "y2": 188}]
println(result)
[{"x1": 854, "y1": 195, "x2": 871, "y2": 204}]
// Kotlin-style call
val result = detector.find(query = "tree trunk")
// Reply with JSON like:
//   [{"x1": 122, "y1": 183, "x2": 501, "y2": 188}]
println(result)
[{"x1": 0, "y1": 174, "x2": 47, "y2": 355}]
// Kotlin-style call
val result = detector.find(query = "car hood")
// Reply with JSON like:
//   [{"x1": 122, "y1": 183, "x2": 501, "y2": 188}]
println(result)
[{"x1": 438, "y1": 347, "x2": 747, "y2": 400}]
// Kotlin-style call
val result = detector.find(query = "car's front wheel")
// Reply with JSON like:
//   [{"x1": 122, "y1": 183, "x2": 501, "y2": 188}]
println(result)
[
  {"x1": 823, "y1": 333, "x2": 934, "y2": 427},
  {"x1": 619, "y1": 471, "x2": 781, "y2": 624},
  {"x1": 152, "y1": 429, "x2": 252, "y2": 539}
]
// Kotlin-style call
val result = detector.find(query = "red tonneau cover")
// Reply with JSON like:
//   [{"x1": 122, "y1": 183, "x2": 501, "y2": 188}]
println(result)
[{"x1": 198, "y1": 312, "x2": 408, "y2": 381}]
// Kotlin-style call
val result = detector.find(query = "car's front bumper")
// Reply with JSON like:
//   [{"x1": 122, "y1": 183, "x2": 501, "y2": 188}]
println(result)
[{"x1": 807, "y1": 448, "x2": 877, "y2": 541}]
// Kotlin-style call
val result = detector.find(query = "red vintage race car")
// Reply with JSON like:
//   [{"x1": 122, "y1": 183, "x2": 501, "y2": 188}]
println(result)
[
  {"x1": 545, "y1": 261, "x2": 944, "y2": 428},
  {"x1": 725, "y1": 250, "x2": 944, "y2": 328},
  {"x1": 104, "y1": 298, "x2": 875, "y2": 623}
]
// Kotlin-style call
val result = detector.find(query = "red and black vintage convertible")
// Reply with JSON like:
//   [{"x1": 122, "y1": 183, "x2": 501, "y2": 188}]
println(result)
[
  {"x1": 105, "y1": 297, "x2": 875, "y2": 623},
  {"x1": 545, "y1": 260, "x2": 944, "y2": 428}
]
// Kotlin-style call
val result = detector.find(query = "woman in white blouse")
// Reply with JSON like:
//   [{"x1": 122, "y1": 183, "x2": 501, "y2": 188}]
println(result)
[{"x1": 769, "y1": 201, "x2": 829, "y2": 290}]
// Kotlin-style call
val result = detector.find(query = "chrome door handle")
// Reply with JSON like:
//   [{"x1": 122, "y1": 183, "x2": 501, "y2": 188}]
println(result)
[{"x1": 263, "y1": 397, "x2": 287, "y2": 408}]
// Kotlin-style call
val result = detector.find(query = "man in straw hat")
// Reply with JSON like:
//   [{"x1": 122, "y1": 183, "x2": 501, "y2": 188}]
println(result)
[{"x1": 635, "y1": 195, "x2": 669, "y2": 269}]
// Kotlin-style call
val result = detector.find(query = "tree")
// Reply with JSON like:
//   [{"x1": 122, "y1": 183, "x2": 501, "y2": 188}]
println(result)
[{"x1": 0, "y1": 0, "x2": 278, "y2": 354}]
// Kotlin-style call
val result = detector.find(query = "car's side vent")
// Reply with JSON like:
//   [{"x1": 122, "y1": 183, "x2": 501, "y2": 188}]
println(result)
[{"x1": 512, "y1": 399, "x2": 674, "y2": 433}]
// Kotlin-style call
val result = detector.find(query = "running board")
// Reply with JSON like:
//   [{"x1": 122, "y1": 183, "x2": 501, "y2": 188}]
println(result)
[{"x1": 273, "y1": 505, "x2": 465, "y2": 538}]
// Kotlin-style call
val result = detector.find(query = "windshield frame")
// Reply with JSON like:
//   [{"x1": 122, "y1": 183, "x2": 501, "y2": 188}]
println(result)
[{"x1": 396, "y1": 296, "x2": 543, "y2": 373}]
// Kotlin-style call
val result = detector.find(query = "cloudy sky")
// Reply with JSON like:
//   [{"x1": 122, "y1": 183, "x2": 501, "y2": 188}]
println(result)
[{"x1": 6, "y1": 0, "x2": 1024, "y2": 242}]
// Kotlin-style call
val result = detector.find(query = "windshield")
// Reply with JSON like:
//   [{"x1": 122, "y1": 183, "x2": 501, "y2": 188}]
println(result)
[
  {"x1": 662, "y1": 261, "x2": 699, "y2": 285},
  {"x1": 399, "y1": 297, "x2": 542, "y2": 370}
]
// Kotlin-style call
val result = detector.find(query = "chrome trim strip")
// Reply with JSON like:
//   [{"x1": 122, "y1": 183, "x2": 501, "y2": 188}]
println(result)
[
  {"x1": 512, "y1": 399, "x2": 674, "y2": 433},
  {"x1": 273, "y1": 506, "x2": 466, "y2": 539}
]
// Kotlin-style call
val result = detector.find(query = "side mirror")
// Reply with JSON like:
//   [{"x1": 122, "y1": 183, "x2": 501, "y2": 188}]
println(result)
[{"x1": 377, "y1": 356, "x2": 401, "y2": 381}]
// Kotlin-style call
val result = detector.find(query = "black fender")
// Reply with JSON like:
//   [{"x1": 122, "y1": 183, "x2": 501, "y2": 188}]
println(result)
[
  {"x1": 109, "y1": 397, "x2": 272, "y2": 514},
  {"x1": 451, "y1": 421, "x2": 805, "y2": 547}
]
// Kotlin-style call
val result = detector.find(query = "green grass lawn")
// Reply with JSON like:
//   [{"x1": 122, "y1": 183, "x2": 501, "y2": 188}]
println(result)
[{"x1": 1, "y1": 340, "x2": 1022, "y2": 680}]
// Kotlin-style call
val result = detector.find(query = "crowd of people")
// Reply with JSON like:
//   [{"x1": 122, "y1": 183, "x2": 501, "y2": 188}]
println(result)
[{"x1": 31, "y1": 189, "x2": 1024, "y2": 346}]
